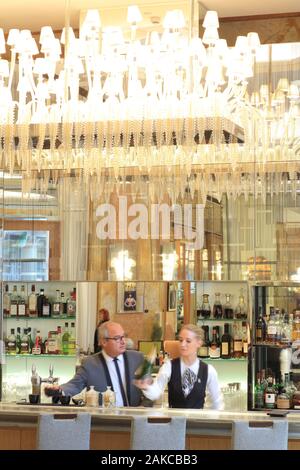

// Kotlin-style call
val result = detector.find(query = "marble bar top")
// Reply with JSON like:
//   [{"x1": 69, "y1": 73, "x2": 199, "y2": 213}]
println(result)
[{"x1": 0, "y1": 403, "x2": 300, "y2": 437}]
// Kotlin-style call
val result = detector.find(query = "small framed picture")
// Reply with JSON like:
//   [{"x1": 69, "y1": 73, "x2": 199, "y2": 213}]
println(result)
[
  {"x1": 167, "y1": 283, "x2": 177, "y2": 311},
  {"x1": 123, "y1": 282, "x2": 137, "y2": 311}
]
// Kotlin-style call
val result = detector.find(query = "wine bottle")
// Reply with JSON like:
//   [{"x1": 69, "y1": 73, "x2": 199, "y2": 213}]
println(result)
[{"x1": 135, "y1": 347, "x2": 157, "y2": 379}]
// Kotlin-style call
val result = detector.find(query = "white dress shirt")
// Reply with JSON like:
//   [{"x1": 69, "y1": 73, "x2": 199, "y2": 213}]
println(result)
[
  {"x1": 142, "y1": 358, "x2": 224, "y2": 410},
  {"x1": 102, "y1": 350, "x2": 128, "y2": 407}
]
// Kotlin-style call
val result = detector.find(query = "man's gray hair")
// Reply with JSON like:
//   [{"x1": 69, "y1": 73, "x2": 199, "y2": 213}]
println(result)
[{"x1": 98, "y1": 320, "x2": 121, "y2": 341}]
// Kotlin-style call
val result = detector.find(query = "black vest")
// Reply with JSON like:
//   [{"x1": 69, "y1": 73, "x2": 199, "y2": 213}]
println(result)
[{"x1": 168, "y1": 358, "x2": 208, "y2": 409}]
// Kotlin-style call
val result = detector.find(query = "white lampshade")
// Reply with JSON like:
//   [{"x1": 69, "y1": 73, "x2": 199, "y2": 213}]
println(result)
[
  {"x1": 163, "y1": 10, "x2": 185, "y2": 29},
  {"x1": 82, "y1": 9, "x2": 101, "y2": 29},
  {"x1": 247, "y1": 32, "x2": 260, "y2": 49},
  {"x1": 39, "y1": 26, "x2": 55, "y2": 45},
  {"x1": 0, "y1": 29, "x2": 6, "y2": 54},
  {"x1": 0, "y1": 59, "x2": 9, "y2": 77},
  {"x1": 60, "y1": 27, "x2": 76, "y2": 45},
  {"x1": 7, "y1": 29, "x2": 20, "y2": 46},
  {"x1": 202, "y1": 27, "x2": 219, "y2": 45},
  {"x1": 202, "y1": 11, "x2": 219, "y2": 29},
  {"x1": 277, "y1": 78, "x2": 289, "y2": 92},
  {"x1": 235, "y1": 35, "x2": 248, "y2": 52},
  {"x1": 127, "y1": 5, "x2": 142, "y2": 24},
  {"x1": 288, "y1": 83, "x2": 300, "y2": 100}
]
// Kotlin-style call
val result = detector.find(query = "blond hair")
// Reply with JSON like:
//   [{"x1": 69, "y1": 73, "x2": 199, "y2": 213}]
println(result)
[{"x1": 179, "y1": 323, "x2": 204, "y2": 342}]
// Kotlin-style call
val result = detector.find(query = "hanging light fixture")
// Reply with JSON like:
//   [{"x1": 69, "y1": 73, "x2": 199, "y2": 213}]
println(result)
[{"x1": 0, "y1": 4, "x2": 298, "y2": 203}]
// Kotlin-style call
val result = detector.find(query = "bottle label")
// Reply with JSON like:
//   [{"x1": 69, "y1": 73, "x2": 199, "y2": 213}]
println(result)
[
  {"x1": 10, "y1": 304, "x2": 17, "y2": 316},
  {"x1": 43, "y1": 305, "x2": 50, "y2": 316},
  {"x1": 29, "y1": 296, "x2": 37, "y2": 311},
  {"x1": 198, "y1": 346, "x2": 208, "y2": 357},
  {"x1": 209, "y1": 346, "x2": 220, "y2": 358},
  {"x1": 243, "y1": 342, "x2": 248, "y2": 354},
  {"x1": 18, "y1": 304, "x2": 26, "y2": 316},
  {"x1": 265, "y1": 393, "x2": 276, "y2": 404},
  {"x1": 256, "y1": 329, "x2": 262, "y2": 340},
  {"x1": 221, "y1": 343, "x2": 229, "y2": 355},
  {"x1": 7, "y1": 341, "x2": 16, "y2": 352},
  {"x1": 20, "y1": 342, "x2": 29, "y2": 353},
  {"x1": 267, "y1": 325, "x2": 276, "y2": 335},
  {"x1": 234, "y1": 340, "x2": 243, "y2": 352},
  {"x1": 48, "y1": 338, "x2": 57, "y2": 353},
  {"x1": 53, "y1": 303, "x2": 60, "y2": 313}
]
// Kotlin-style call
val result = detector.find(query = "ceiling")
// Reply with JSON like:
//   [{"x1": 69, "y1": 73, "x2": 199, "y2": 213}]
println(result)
[{"x1": 0, "y1": 0, "x2": 299, "y2": 32}]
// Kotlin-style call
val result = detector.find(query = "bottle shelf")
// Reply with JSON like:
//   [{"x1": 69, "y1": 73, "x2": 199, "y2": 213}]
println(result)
[
  {"x1": 196, "y1": 318, "x2": 248, "y2": 322},
  {"x1": 5, "y1": 354, "x2": 76, "y2": 358},
  {"x1": 253, "y1": 342, "x2": 292, "y2": 349},
  {"x1": 3, "y1": 316, "x2": 76, "y2": 320}
]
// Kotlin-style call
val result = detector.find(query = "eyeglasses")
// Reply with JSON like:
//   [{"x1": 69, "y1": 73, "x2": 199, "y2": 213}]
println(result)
[{"x1": 105, "y1": 335, "x2": 126, "y2": 343}]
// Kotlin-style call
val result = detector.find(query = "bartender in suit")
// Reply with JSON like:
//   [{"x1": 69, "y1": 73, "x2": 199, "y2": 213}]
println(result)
[{"x1": 47, "y1": 321, "x2": 145, "y2": 407}]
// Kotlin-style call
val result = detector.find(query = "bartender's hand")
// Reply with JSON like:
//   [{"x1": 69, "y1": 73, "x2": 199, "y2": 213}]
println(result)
[
  {"x1": 44, "y1": 384, "x2": 63, "y2": 397},
  {"x1": 133, "y1": 377, "x2": 153, "y2": 390}
]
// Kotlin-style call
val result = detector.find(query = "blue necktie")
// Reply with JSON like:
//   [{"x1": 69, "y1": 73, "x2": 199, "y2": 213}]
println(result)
[{"x1": 113, "y1": 357, "x2": 128, "y2": 406}]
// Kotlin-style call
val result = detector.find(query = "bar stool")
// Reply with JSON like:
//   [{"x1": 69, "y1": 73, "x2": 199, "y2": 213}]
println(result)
[
  {"x1": 37, "y1": 412, "x2": 91, "y2": 450},
  {"x1": 130, "y1": 416, "x2": 186, "y2": 450},
  {"x1": 232, "y1": 420, "x2": 288, "y2": 450}
]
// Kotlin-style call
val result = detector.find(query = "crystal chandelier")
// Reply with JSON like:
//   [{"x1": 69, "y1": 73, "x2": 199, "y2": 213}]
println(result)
[{"x1": 0, "y1": 4, "x2": 299, "y2": 202}]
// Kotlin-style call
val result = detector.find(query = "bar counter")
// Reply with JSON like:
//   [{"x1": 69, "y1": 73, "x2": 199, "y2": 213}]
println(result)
[{"x1": 0, "y1": 403, "x2": 300, "y2": 449}]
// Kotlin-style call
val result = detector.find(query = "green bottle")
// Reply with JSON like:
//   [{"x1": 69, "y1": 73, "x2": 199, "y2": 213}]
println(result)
[{"x1": 135, "y1": 347, "x2": 157, "y2": 380}]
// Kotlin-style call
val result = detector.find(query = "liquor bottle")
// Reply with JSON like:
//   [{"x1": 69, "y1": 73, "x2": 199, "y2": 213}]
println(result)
[
  {"x1": 264, "y1": 377, "x2": 277, "y2": 409},
  {"x1": 20, "y1": 328, "x2": 30, "y2": 354},
  {"x1": 233, "y1": 322, "x2": 243, "y2": 358},
  {"x1": 52, "y1": 289, "x2": 61, "y2": 318},
  {"x1": 68, "y1": 322, "x2": 76, "y2": 355},
  {"x1": 28, "y1": 284, "x2": 38, "y2": 317},
  {"x1": 56, "y1": 326, "x2": 62, "y2": 354},
  {"x1": 3, "y1": 284, "x2": 11, "y2": 317},
  {"x1": 7, "y1": 328, "x2": 17, "y2": 355},
  {"x1": 209, "y1": 327, "x2": 220, "y2": 359},
  {"x1": 67, "y1": 288, "x2": 76, "y2": 317},
  {"x1": 242, "y1": 321, "x2": 248, "y2": 357},
  {"x1": 235, "y1": 289, "x2": 247, "y2": 319},
  {"x1": 224, "y1": 294, "x2": 234, "y2": 319},
  {"x1": 62, "y1": 322, "x2": 70, "y2": 355},
  {"x1": 281, "y1": 311, "x2": 292, "y2": 346},
  {"x1": 47, "y1": 331, "x2": 58, "y2": 354},
  {"x1": 16, "y1": 327, "x2": 21, "y2": 354},
  {"x1": 221, "y1": 323, "x2": 232, "y2": 359},
  {"x1": 37, "y1": 288, "x2": 46, "y2": 317},
  {"x1": 10, "y1": 285, "x2": 18, "y2": 316},
  {"x1": 254, "y1": 374, "x2": 264, "y2": 409},
  {"x1": 199, "y1": 294, "x2": 211, "y2": 319},
  {"x1": 42, "y1": 296, "x2": 51, "y2": 317},
  {"x1": 292, "y1": 310, "x2": 300, "y2": 341},
  {"x1": 32, "y1": 330, "x2": 42, "y2": 355},
  {"x1": 213, "y1": 293, "x2": 223, "y2": 318},
  {"x1": 27, "y1": 327, "x2": 34, "y2": 353},
  {"x1": 18, "y1": 285, "x2": 27, "y2": 316},
  {"x1": 198, "y1": 325, "x2": 209, "y2": 358},
  {"x1": 274, "y1": 307, "x2": 282, "y2": 344},
  {"x1": 255, "y1": 306, "x2": 266, "y2": 342},
  {"x1": 60, "y1": 292, "x2": 67, "y2": 316},
  {"x1": 135, "y1": 347, "x2": 156, "y2": 379},
  {"x1": 266, "y1": 307, "x2": 276, "y2": 343}
]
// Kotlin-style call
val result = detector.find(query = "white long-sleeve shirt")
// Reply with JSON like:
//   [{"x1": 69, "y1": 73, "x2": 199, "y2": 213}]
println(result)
[{"x1": 142, "y1": 358, "x2": 224, "y2": 410}]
